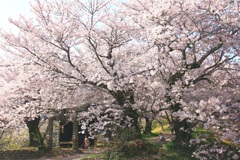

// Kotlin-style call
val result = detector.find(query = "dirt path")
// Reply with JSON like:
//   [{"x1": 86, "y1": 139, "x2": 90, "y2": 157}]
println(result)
[
  {"x1": 147, "y1": 133, "x2": 175, "y2": 144},
  {"x1": 30, "y1": 148, "x2": 106, "y2": 160},
  {"x1": 0, "y1": 148, "x2": 106, "y2": 160}
]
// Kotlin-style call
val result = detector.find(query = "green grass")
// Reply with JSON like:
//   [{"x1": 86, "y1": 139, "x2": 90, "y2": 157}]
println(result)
[
  {"x1": 139, "y1": 120, "x2": 197, "y2": 160},
  {"x1": 152, "y1": 124, "x2": 170, "y2": 134},
  {"x1": 151, "y1": 119, "x2": 170, "y2": 133},
  {"x1": 1, "y1": 123, "x2": 238, "y2": 160},
  {"x1": 191, "y1": 127, "x2": 215, "y2": 143},
  {"x1": 161, "y1": 141, "x2": 197, "y2": 160},
  {"x1": 192, "y1": 128, "x2": 240, "y2": 148},
  {"x1": 78, "y1": 125, "x2": 239, "y2": 160},
  {"x1": 78, "y1": 153, "x2": 105, "y2": 160},
  {"x1": 142, "y1": 132, "x2": 159, "y2": 139}
]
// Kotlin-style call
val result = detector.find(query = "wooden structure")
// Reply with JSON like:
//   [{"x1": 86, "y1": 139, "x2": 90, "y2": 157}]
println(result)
[{"x1": 47, "y1": 104, "x2": 90, "y2": 151}]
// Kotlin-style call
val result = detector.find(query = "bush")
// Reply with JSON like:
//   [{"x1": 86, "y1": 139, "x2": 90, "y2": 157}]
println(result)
[
  {"x1": 162, "y1": 141, "x2": 197, "y2": 160},
  {"x1": 103, "y1": 150, "x2": 124, "y2": 160},
  {"x1": 103, "y1": 139, "x2": 159, "y2": 160},
  {"x1": 120, "y1": 140, "x2": 159, "y2": 158},
  {"x1": 102, "y1": 126, "x2": 160, "y2": 160},
  {"x1": 0, "y1": 128, "x2": 29, "y2": 150}
]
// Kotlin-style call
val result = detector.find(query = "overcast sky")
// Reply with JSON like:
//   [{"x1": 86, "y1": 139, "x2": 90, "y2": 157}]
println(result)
[
  {"x1": 0, "y1": 0, "x2": 33, "y2": 56},
  {"x1": 0, "y1": 0, "x2": 32, "y2": 30}
]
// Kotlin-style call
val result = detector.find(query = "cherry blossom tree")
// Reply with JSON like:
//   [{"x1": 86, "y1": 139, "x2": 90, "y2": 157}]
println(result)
[
  {"x1": 180, "y1": 68, "x2": 240, "y2": 159},
  {"x1": 0, "y1": 0, "x2": 144, "y2": 138},
  {"x1": 0, "y1": 1, "x2": 239, "y2": 155},
  {"x1": 0, "y1": 54, "x2": 109, "y2": 147},
  {"x1": 123, "y1": 0, "x2": 239, "y2": 143}
]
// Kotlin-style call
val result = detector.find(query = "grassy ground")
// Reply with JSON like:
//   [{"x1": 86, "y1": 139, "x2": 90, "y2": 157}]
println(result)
[
  {"x1": 1, "y1": 121, "x2": 238, "y2": 160},
  {"x1": 0, "y1": 120, "x2": 188, "y2": 160}
]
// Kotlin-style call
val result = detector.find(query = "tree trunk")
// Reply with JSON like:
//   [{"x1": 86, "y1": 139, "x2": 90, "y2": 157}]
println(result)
[
  {"x1": 124, "y1": 107, "x2": 142, "y2": 139},
  {"x1": 25, "y1": 116, "x2": 44, "y2": 147},
  {"x1": 174, "y1": 119, "x2": 191, "y2": 143},
  {"x1": 143, "y1": 117, "x2": 152, "y2": 135},
  {"x1": 72, "y1": 111, "x2": 79, "y2": 151},
  {"x1": 111, "y1": 89, "x2": 142, "y2": 139},
  {"x1": 169, "y1": 103, "x2": 192, "y2": 143},
  {"x1": 46, "y1": 117, "x2": 53, "y2": 150}
]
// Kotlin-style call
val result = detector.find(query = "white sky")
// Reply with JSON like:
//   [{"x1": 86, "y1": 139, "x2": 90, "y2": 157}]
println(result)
[
  {"x1": 0, "y1": 0, "x2": 32, "y2": 30},
  {"x1": 0, "y1": 0, "x2": 33, "y2": 57}
]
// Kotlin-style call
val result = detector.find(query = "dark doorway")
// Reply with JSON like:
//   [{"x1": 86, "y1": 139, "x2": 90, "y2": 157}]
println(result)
[
  {"x1": 59, "y1": 121, "x2": 73, "y2": 147},
  {"x1": 59, "y1": 121, "x2": 85, "y2": 148}
]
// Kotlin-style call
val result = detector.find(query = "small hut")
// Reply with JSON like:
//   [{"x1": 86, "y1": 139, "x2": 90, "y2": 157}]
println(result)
[{"x1": 47, "y1": 104, "x2": 90, "y2": 150}]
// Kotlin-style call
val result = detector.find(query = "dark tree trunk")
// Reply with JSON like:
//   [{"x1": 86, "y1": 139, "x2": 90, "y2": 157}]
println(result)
[
  {"x1": 124, "y1": 107, "x2": 142, "y2": 139},
  {"x1": 174, "y1": 119, "x2": 192, "y2": 144},
  {"x1": 25, "y1": 116, "x2": 44, "y2": 147},
  {"x1": 111, "y1": 89, "x2": 142, "y2": 139},
  {"x1": 143, "y1": 117, "x2": 152, "y2": 135},
  {"x1": 168, "y1": 102, "x2": 192, "y2": 143},
  {"x1": 46, "y1": 117, "x2": 53, "y2": 150}
]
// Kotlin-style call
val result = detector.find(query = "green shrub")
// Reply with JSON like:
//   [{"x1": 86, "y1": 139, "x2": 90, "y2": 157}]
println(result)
[
  {"x1": 102, "y1": 126, "x2": 161, "y2": 160},
  {"x1": 103, "y1": 150, "x2": 124, "y2": 160},
  {"x1": 162, "y1": 141, "x2": 197, "y2": 160},
  {"x1": 103, "y1": 139, "x2": 159, "y2": 160},
  {"x1": 122, "y1": 139, "x2": 158, "y2": 157}
]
